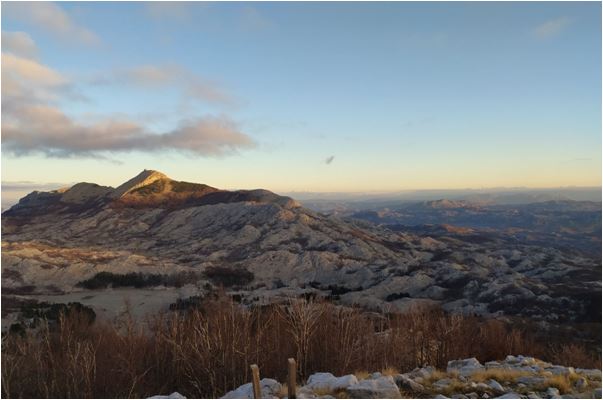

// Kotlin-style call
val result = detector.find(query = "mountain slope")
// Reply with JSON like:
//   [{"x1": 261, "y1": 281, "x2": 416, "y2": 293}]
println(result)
[{"x1": 1, "y1": 171, "x2": 600, "y2": 324}]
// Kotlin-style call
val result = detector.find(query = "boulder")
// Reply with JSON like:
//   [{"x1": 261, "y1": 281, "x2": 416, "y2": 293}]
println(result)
[
  {"x1": 148, "y1": 393, "x2": 186, "y2": 399},
  {"x1": 576, "y1": 369, "x2": 602, "y2": 381},
  {"x1": 495, "y1": 393, "x2": 521, "y2": 399},
  {"x1": 394, "y1": 375, "x2": 425, "y2": 393},
  {"x1": 433, "y1": 378, "x2": 454, "y2": 390},
  {"x1": 516, "y1": 376, "x2": 546, "y2": 386},
  {"x1": 545, "y1": 388, "x2": 560, "y2": 398},
  {"x1": 221, "y1": 378, "x2": 282, "y2": 399},
  {"x1": 407, "y1": 366, "x2": 436, "y2": 380},
  {"x1": 574, "y1": 377, "x2": 588, "y2": 391},
  {"x1": 593, "y1": 388, "x2": 602, "y2": 398},
  {"x1": 305, "y1": 372, "x2": 358, "y2": 393},
  {"x1": 487, "y1": 379, "x2": 504, "y2": 393},
  {"x1": 346, "y1": 376, "x2": 401, "y2": 399},
  {"x1": 447, "y1": 358, "x2": 485, "y2": 376}
]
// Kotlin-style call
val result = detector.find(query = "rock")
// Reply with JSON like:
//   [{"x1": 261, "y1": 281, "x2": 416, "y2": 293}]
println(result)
[
  {"x1": 576, "y1": 369, "x2": 602, "y2": 381},
  {"x1": 574, "y1": 377, "x2": 588, "y2": 391},
  {"x1": 593, "y1": 388, "x2": 602, "y2": 398},
  {"x1": 221, "y1": 378, "x2": 282, "y2": 399},
  {"x1": 148, "y1": 393, "x2": 186, "y2": 399},
  {"x1": 452, "y1": 395, "x2": 468, "y2": 399},
  {"x1": 435, "y1": 395, "x2": 449, "y2": 399},
  {"x1": 518, "y1": 356, "x2": 536, "y2": 366},
  {"x1": 394, "y1": 375, "x2": 425, "y2": 393},
  {"x1": 407, "y1": 366, "x2": 436, "y2": 380},
  {"x1": 482, "y1": 394, "x2": 489, "y2": 399},
  {"x1": 486, "y1": 361, "x2": 502, "y2": 370},
  {"x1": 475, "y1": 383, "x2": 491, "y2": 392},
  {"x1": 526, "y1": 393, "x2": 540, "y2": 399},
  {"x1": 545, "y1": 388, "x2": 560, "y2": 398},
  {"x1": 433, "y1": 378, "x2": 454, "y2": 390},
  {"x1": 487, "y1": 379, "x2": 504, "y2": 393},
  {"x1": 546, "y1": 366, "x2": 574, "y2": 376},
  {"x1": 467, "y1": 393, "x2": 479, "y2": 399},
  {"x1": 370, "y1": 372, "x2": 383, "y2": 379},
  {"x1": 495, "y1": 393, "x2": 521, "y2": 399},
  {"x1": 504, "y1": 356, "x2": 519, "y2": 364},
  {"x1": 516, "y1": 376, "x2": 546, "y2": 386},
  {"x1": 346, "y1": 376, "x2": 401, "y2": 399},
  {"x1": 447, "y1": 358, "x2": 485, "y2": 376},
  {"x1": 305, "y1": 372, "x2": 358, "y2": 392}
]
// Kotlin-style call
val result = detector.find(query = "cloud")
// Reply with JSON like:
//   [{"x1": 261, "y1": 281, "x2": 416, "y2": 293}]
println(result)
[
  {"x1": 95, "y1": 64, "x2": 236, "y2": 106},
  {"x1": 145, "y1": 2, "x2": 199, "y2": 22},
  {"x1": 325, "y1": 155, "x2": 335, "y2": 165},
  {"x1": 3, "y1": 2, "x2": 100, "y2": 45},
  {"x1": 1, "y1": 33, "x2": 253, "y2": 160},
  {"x1": 2, "y1": 31, "x2": 38, "y2": 59},
  {"x1": 533, "y1": 17, "x2": 573, "y2": 39},
  {"x1": 240, "y1": 7, "x2": 272, "y2": 31},
  {"x1": 2, "y1": 104, "x2": 255, "y2": 158},
  {"x1": 1, "y1": 51, "x2": 76, "y2": 108}
]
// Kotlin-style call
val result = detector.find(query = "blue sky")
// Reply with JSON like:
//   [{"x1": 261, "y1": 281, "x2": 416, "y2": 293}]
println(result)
[{"x1": 1, "y1": 1, "x2": 601, "y2": 194}]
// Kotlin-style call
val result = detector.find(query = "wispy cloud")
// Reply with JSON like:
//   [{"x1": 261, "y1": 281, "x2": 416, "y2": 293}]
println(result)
[
  {"x1": 94, "y1": 64, "x2": 237, "y2": 106},
  {"x1": 145, "y1": 2, "x2": 201, "y2": 22},
  {"x1": 2, "y1": 31, "x2": 38, "y2": 59},
  {"x1": 1, "y1": 36, "x2": 254, "y2": 160},
  {"x1": 240, "y1": 7, "x2": 272, "y2": 31},
  {"x1": 325, "y1": 155, "x2": 335, "y2": 165},
  {"x1": 533, "y1": 17, "x2": 573, "y2": 39},
  {"x1": 3, "y1": 2, "x2": 100, "y2": 45}
]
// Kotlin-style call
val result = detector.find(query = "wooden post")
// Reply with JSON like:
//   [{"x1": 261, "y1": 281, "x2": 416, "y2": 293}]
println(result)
[
  {"x1": 250, "y1": 364, "x2": 261, "y2": 399},
  {"x1": 287, "y1": 358, "x2": 297, "y2": 399}
]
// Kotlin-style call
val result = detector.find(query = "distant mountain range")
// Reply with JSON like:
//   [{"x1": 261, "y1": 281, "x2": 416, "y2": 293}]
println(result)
[{"x1": 1, "y1": 170, "x2": 600, "y2": 329}]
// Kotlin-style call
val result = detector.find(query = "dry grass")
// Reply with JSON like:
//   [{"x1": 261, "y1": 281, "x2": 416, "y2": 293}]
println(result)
[
  {"x1": 353, "y1": 370, "x2": 371, "y2": 380},
  {"x1": 471, "y1": 368, "x2": 532, "y2": 383},
  {"x1": 381, "y1": 366, "x2": 400, "y2": 376},
  {"x1": 536, "y1": 375, "x2": 572, "y2": 394},
  {"x1": 422, "y1": 370, "x2": 449, "y2": 385},
  {"x1": 438, "y1": 380, "x2": 468, "y2": 396}
]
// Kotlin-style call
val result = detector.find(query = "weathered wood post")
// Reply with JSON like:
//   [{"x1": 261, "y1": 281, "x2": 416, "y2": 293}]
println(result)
[
  {"x1": 250, "y1": 364, "x2": 261, "y2": 399},
  {"x1": 287, "y1": 358, "x2": 297, "y2": 399}
]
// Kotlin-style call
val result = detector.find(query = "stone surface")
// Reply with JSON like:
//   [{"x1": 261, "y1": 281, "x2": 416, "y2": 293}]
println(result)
[
  {"x1": 148, "y1": 392, "x2": 186, "y2": 399},
  {"x1": 447, "y1": 358, "x2": 485, "y2": 376},
  {"x1": 487, "y1": 379, "x2": 504, "y2": 393},
  {"x1": 346, "y1": 376, "x2": 401, "y2": 399},
  {"x1": 221, "y1": 378, "x2": 282, "y2": 399},
  {"x1": 305, "y1": 372, "x2": 358, "y2": 393}
]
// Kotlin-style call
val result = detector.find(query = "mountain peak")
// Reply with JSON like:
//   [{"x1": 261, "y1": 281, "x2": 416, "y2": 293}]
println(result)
[{"x1": 111, "y1": 169, "x2": 170, "y2": 198}]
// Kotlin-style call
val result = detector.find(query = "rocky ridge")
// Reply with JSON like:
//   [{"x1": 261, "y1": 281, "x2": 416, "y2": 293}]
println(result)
[{"x1": 211, "y1": 356, "x2": 602, "y2": 399}]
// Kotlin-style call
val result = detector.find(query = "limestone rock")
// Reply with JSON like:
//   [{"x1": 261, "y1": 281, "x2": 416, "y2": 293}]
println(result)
[{"x1": 346, "y1": 376, "x2": 401, "y2": 399}]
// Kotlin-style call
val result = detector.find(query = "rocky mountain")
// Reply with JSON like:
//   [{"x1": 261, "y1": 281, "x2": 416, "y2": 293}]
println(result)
[{"x1": 1, "y1": 170, "x2": 601, "y2": 327}]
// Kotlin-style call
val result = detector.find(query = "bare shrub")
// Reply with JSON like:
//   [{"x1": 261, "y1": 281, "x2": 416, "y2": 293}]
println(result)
[{"x1": 1, "y1": 296, "x2": 600, "y2": 398}]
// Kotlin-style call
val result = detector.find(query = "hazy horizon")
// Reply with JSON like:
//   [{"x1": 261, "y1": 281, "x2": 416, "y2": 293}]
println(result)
[{"x1": 1, "y1": 2, "x2": 601, "y2": 192}]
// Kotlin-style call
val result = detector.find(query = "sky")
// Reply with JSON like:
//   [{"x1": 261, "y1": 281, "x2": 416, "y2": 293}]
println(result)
[{"x1": 1, "y1": 1, "x2": 601, "y2": 198}]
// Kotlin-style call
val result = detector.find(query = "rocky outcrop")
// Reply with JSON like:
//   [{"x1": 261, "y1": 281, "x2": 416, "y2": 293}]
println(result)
[{"x1": 218, "y1": 356, "x2": 602, "y2": 399}]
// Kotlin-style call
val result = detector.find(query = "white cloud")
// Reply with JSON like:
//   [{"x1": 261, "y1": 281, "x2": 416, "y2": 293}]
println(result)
[
  {"x1": 1, "y1": 52, "x2": 72, "y2": 107},
  {"x1": 2, "y1": 31, "x2": 38, "y2": 59},
  {"x1": 1, "y1": 33, "x2": 253, "y2": 160},
  {"x1": 533, "y1": 17, "x2": 573, "y2": 39},
  {"x1": 96, "y1": 64, "x2": 236, "y2": 106},
  {"x1": 3, "y1": 2, "x2": 100, "y2": 45}
]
